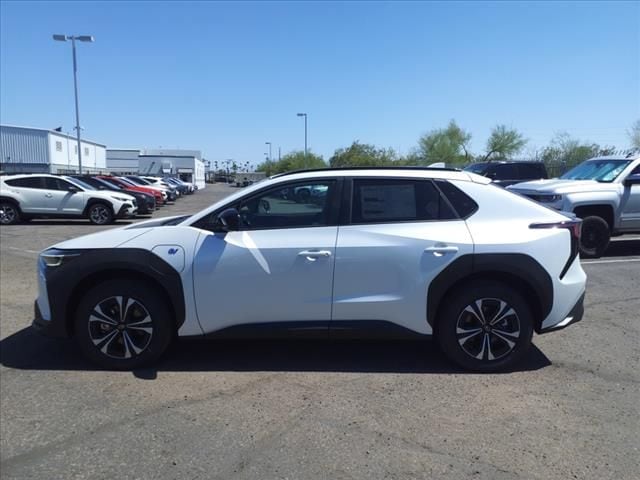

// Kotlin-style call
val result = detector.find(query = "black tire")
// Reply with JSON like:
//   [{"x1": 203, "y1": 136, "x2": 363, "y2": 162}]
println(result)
[
  {"x1": 579, "y1": 215, "x2": 610, "y2": 258},
  {"x1": 87, "y1": 202, "x2": 114, "y2": 225},
  {"x1": 74, "y1": 279, "x2": 174, "y2": 369},
  {"x1": 437, "y1": 281, "x2": 534, "y2": 372},
  {"x1": 0, "y1": 201, "x2": 21, "y2": 225}
]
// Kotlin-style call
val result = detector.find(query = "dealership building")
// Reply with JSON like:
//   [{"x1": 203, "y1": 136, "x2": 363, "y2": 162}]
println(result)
[
  {"x1": 107, "y1": 148, "x2": 206, "y2": 189},
  {"x1": 0, "y1": 124, "x2": 107, "y2": 174}
]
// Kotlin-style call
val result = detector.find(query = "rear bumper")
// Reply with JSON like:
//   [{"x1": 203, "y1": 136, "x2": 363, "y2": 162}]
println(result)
[{"x1": 539, "y1": 292, "x2": 584, "y2": 334}]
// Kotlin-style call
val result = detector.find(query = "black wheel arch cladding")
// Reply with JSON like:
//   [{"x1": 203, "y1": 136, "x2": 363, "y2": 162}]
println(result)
[
  {"x1": 427, "y1": 253, "x2": 554, "y2": 332},
  {"x1": 43, "y1": 248, "x2": 185, "y2": 337}
]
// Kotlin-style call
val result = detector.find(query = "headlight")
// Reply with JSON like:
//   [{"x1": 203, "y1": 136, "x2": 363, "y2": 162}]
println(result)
[
  {"x1": 39, "y1": 249, "x2": 81, "y2": 267},
  {"x1": 113, "y1": 196, "x2": 131, "y2": 202},
  {"x1": 540, "y1": 194, "x2": 562, "y2": 203}
]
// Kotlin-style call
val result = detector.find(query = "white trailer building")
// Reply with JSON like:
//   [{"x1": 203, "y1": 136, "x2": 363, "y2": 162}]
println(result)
[
  {"x1": 0, "y1": 124, "x2": 107, "y2": 174},
  {"x1": 138, "y1": 149, "x2": 206, "y2": 189}
]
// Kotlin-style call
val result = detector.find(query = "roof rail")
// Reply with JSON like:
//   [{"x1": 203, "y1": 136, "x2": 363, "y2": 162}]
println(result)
[{"x1": 271, "y1": 165, "x2": 461, "y2": 178}]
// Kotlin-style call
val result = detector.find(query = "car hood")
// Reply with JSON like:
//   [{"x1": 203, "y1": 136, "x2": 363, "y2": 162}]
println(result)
[
  {"x1": 47, "y1": 216, "x2": 189, "y2": 251},
  {"x1": 96, "y1": 190, "x2": 137, "y2": 202},
  {"x1": 508, "y1": 178, "x2": 618, "y2": 194}
]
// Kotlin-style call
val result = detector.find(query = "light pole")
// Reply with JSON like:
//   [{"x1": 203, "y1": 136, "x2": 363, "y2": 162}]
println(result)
[
  {"x1": 53, "y1": 34, "x2": 94, "y2": 174},
  {"x1": 297, "y1": 113, "x2": 308, "y2": 166},
  {"x1": 265, "y1": 142, "x2": 272, "y2": 163}
]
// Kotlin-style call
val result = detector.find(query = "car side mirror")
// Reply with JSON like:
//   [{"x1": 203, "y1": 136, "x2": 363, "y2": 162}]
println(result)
[
  {"x1": 68, "y1": 186, "x2": 80, "y2": 193},
  {"x1": 624, "y1": 173, "x2": 640, "y2": 186},
  {"x1": 216, "y1": 208, "x2": 240, "y2": 231}
]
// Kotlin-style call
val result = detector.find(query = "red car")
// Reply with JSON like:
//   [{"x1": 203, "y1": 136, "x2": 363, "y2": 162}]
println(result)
[{"x1": 97, "y1": 176, "x2": 166, "y2": 205}]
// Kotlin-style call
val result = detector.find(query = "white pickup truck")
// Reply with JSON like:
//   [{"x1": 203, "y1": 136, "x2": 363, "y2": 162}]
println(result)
[{"x1": 508, "y1": 154, "x2": 640, "y2": 258}]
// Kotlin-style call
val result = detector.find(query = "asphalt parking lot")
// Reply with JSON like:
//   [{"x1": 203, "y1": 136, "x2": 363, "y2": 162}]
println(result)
[{"x1": 1, "y1": 183, "x2": 639, "y2": 480}]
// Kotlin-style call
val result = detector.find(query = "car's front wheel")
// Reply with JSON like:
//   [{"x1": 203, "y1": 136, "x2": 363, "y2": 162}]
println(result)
[
  {"x1": 74, "y1": 279, "x2": 174, "y2": 369},
  {"x1": 437, "y1": 281, "x2": 534, "y2": 372},
  {"x1": 88, "y1": 203, "x2": 114, "y2": 225}
]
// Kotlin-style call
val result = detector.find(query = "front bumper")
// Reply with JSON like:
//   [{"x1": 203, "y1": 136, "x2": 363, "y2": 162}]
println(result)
[
  {"x1": 539, "y1": 292, "x2": 585, "y2": 334},
  {"x1": 33, "y1": 300, "x2": 69, "y2": 338},
  {"x1": 116, "y1": 203, "x2": 137, "y2": 218}
]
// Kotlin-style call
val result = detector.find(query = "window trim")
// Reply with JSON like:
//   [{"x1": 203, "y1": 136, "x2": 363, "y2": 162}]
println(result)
[{"x1": 345, "y1": 176, "x2": 462, "y2": 226}]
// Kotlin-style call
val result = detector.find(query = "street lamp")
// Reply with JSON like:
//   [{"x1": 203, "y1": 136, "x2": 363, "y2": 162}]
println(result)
[
  {"x1": 53, "y1": 34, "x2": 94, "y2": 174},
  {"x1": 265, "y1": 142, "x2": 272, "y2": 163},
  {"x1": 297, "y1": 113, "x2": 308, "y2": 167}
]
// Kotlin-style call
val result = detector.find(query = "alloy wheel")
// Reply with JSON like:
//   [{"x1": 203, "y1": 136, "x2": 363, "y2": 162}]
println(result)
[
  {"x1": 456, "y1": 298, "x2": 521, "y2": 361},
  {"x1": 0, "y1": 204, "x2": 17, "y2": 224},
  {"x1": 88, "y1": 296, "x2": 153, "y2": 359},
  {"x1": 90, "y1": 205, "x2": 111, "y2": 224}
]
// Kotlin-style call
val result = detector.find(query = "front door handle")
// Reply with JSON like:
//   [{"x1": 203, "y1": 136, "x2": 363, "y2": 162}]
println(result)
[
  {"x1": 425, "y1": 245, "x2": 459, "y2": 256},
  {"x1": 44, "y1": 193, "x2": 53, "y2": 198},
  {"x1": 298, "y1": 250, "x2": 332, "y2": 261}
]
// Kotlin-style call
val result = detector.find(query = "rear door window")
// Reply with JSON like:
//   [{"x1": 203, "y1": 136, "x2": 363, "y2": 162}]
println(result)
[{"x1": 351, "y1": 179, "x2": 456, "y2": 223}]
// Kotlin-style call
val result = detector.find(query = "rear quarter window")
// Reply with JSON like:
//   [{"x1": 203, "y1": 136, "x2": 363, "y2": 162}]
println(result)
[
  {"x1": 434, "y1": 180, "x2": 478, "y2": 218},
  {"x1": 4, "y1": 177, "x2": 44, "y2": 189}
]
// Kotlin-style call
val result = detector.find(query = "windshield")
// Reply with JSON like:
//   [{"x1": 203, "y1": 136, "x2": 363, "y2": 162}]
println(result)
[
  {"x1": 119, "y1": 177, "x2": 138, "y2": 186},
  {"x1": 65, "y1": 177, "x2": 96, "y2": 190},
  {"x1": 560, "y1": 159, "x2": 631, "y2": 182},
  {"x1": 463, "y1": 164, "x2": 487, "y2": 174},
  {"x1": 95, "y1": 178, "x2": 121, "y2": 190}
]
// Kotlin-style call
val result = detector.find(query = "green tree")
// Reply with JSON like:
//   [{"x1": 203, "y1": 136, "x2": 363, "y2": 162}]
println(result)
[
  {"x1": 257, "y1": 150, "x2": 326, "y2": 175},
  {"x1": 539, "y1": 132, "x2": 615, "y2": 176},
  {"x1": 628, "y1": 119, "x2": 640, "y2": 150},
  {"x1": 482, "y1": 125, "x2": 527, "y2": 161},
  {"x1": 329, "y1": 141, "x2": 398, "y2": 167},
  {"x1": 416, "y1": 120, "x2": 472, "y2": 165}
]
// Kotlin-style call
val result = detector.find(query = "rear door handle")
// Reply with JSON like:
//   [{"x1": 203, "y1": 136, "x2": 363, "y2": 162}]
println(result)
[
  {"x1": 44, "y1": 193, "x2": 52, "y2": 198},
  {"x1": 425, "y1": 245, "x2": 459, "y2": 256},
  {"x1": 298, "y1": 250, "x2": 332, "y2": 260}
]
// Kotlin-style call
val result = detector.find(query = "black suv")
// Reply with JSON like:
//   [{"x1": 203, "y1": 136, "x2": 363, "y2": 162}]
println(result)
[{"x1": 464, "y1": 161, "x2": 548, "y2": 187}]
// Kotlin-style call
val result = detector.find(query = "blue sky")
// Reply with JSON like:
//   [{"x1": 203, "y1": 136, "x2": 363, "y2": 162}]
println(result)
[{"x1": 1, "y1": 1, "x2": 638, "y2": 166}]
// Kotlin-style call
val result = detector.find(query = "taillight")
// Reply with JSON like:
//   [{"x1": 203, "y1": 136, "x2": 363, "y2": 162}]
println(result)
[{"x1": 530, "y1": 219, "x2": 582, "y2": 278}]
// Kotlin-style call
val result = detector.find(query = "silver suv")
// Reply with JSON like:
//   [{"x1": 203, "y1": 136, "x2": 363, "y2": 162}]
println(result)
[
  {"x1": 0, "y1": 174, "x2": 138, "y2": 225},
  {"x1": 508, "y1": 154, "x2": 640, "y2": 257}
]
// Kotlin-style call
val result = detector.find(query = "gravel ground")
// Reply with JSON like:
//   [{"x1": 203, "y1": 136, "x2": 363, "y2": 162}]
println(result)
[{"x1": 1, "y1": 183, "x2": 638, "y2": 480}]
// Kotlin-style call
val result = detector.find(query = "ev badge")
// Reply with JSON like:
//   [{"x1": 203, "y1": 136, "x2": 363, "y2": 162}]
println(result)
[{"x1": 168, "y1": 248, "x2": 178, "y2": 255}]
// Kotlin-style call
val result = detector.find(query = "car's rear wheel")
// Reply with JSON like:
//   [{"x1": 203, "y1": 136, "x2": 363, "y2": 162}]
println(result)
[
  {"x1": 579, "y1": 215, "x2": 610, "y2": 258},
  {"x1": 74, "y1": 279, "x2": 174, "y2": 369},
  {"x1": 437, "y1": 281, "x2": 534, "y2": 372},
  {"x1": 88, "y1": 203, "x2": 114, "y2": 225},
  {"x1": 0, "y1": 201, "x2": 21, "y2": 225}
]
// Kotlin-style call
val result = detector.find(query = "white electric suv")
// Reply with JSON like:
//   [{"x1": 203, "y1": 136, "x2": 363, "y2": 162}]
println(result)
[
  {"x1": 33, "y1": 167, "x2": 587, "y2": 372},
  {"x1": 0, "y1": 174, "x2": 138, "y2": 225}
]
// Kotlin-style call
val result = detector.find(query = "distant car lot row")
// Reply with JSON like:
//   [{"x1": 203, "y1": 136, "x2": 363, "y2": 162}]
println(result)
[{"x1": 0, "y1": 173, "x2": 198, "y2": 226}]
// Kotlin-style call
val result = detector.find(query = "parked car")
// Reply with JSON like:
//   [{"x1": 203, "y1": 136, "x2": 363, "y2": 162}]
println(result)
[
  {"x1": 142, "y1": 176, "x2": 187, "y2": 196},
  {"x1": 71, "y1": 176, "x2": 156, "y2": 215},
  {"x1": 0, "y1": 174, "x2": 137, "y2": 225},
  {"x1": 32, "y1": 167, "x2": 586, "y2": 372},
  {"x1": 464, "y1": 161, "x2": 548, "y2": 187},
  {"x1": 508, "y1": 154, "x2": 640, "y2": 258},
  {"x1": 98, "y1": 176, "x2": 167, "y2": 205},
  {"x1": 125, "y1": 176, "x2": 178, "y2": 201},
  {"x1": 164, "y1": 177, "x2": 195, "y2": 194}
]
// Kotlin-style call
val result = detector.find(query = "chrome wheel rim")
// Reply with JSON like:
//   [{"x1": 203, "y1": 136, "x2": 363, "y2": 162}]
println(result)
[
  {"x1": 90, "y1": 205, "x2": 110, "y2": 224},
  {"x1": 456, "y1": 298, "x2": 520, "y2": 361},
  {"x1": 88, "y1": 296, "x2": 153, "y2": 359},
  {"x1": 0, "y1": 205, "x2": 17, "y2": 224}
]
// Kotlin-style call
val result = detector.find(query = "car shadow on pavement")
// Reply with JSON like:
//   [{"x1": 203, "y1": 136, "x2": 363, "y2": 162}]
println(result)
[
  {"x1": 0, "y1": 327, "x2": 551, "y2": 377},
  {"x1": 603, "y1": 238, "x2": 640, "y2": 257}
]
